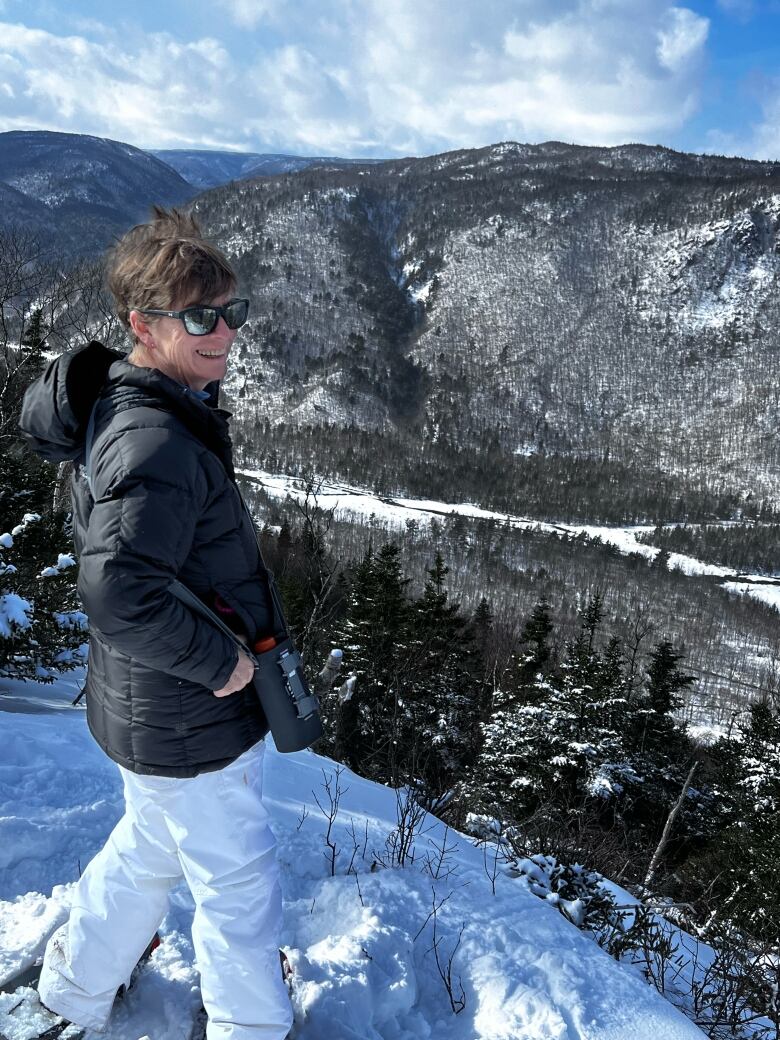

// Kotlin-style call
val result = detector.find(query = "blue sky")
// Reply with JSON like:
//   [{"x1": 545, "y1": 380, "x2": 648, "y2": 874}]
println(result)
[{"x1": 0, "y1": 0, "x2": 779, "y2": 160}]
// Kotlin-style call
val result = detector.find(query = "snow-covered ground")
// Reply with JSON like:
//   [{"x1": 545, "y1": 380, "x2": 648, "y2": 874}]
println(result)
[
  {"x1": 242, "y1": 469, "x2": 780, "y2": 612},
  {"x1": 0, "y1": 674, "x2": 706, "y2": 1040},
  {"x1": 723, "y1": 580, "x2": 780, "y2": 613}
]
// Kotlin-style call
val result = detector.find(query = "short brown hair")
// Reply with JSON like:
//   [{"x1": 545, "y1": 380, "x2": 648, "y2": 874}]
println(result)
[{"x1": 106, "y1": 206, "x2": 237, "y2": 342}]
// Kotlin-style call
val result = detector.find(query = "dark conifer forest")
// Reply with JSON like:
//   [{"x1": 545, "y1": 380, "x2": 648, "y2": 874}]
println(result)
[{"x1": 253, "y1": 507, "x2": 780, "y2": 1032}]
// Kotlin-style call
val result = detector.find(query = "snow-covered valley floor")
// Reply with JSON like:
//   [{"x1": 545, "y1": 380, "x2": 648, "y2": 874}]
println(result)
[
  {"x1": 241, "y1": 470, "x2": 780, "y2": 615},
  {"x1": 0, "y1": 675, "x2": 707, "y2": 1040}
]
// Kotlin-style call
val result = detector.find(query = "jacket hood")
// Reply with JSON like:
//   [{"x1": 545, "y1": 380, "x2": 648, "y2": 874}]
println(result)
[
  {"x1": 19, "y1": 341, "x2": 124, "y2": 463},
  {"x1": 19, "y1": 341, "x2": 223, "y2": 464}
]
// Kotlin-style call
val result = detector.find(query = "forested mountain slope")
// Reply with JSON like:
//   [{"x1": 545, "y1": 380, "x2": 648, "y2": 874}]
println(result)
[
  {"x1": 0, "y1": 131, "x2": 194, "y2": 255},
  {"x1": 193, "y1": 141, "x2": 780, "y2": 512},
  {"x1": 151, "y1": 148, "x2": 383, "y2": 189}
]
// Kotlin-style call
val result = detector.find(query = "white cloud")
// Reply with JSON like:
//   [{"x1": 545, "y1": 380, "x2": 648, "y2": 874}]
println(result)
[
  {"x1": 753, "y1": 100, "x2": 780, "y2": 157},
  {"x1": 214, "y1": 0, "x2": 279, "y2": 29},
  {"x1": 0, "y1": 22, "x2": 245, "y2": 149},
  {"x1": 657, "y1": 7, "x2": 709, "y2": 72},
  {"x1": 730, "y1": 82, "x2": 780, "y2": 160},
  {"x1": 0, "y1": 2, "x2": 712, "y2": 157},
  {"x1": 238, "y1": 0, "x2": 712, "y2": 153}
]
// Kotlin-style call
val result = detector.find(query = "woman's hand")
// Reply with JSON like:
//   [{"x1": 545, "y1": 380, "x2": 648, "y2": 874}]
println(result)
[{"x1": 213, "y1": 649, "x2": 255, "y2": 698}]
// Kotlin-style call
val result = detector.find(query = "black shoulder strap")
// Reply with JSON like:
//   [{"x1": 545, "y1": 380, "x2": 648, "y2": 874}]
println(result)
[
  {"x1": 168, "y1": 578, "x2": 252, "y2": 655},
  {"x1": 82, "y1": 400, "x2": 99, "y2": 497}
]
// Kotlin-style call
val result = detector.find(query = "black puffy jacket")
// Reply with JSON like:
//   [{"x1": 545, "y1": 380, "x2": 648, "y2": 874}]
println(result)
[{"x1": 19, "y1": 341, "x2": 271, "y2": 777}]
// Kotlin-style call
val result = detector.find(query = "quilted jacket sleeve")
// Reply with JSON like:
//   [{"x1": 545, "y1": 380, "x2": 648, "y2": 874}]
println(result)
[{"x1": 77, "y1": 422, "x2": 239, "y2": 691}]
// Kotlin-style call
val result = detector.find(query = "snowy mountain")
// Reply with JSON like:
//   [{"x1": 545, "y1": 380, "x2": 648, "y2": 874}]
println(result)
[
  {"x1": 6, "y1": 132, "x2": 780, "y2": 510},
  {"x1": 0, "y1": 675, "x2": 707, "y2": 1040},
  {"x1": 191, "y1": 140, "x2": 780, "y2": 509},
  {"x1": 0, "y1": 131, "x2": 194, "y2": 255},
  {"x1": 150, "y1": 149, "x2": 383, "y2": 190}
]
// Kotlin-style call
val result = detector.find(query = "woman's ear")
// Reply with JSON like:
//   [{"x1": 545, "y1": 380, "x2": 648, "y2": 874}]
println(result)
[{"x1": 128, "y1": 310, "x2": 155, "y2": 349}]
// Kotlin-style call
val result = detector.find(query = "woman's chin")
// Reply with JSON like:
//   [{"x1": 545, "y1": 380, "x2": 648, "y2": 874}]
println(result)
[{"x1": 194, "y1": 356, "x2": 228, "y2": 382}]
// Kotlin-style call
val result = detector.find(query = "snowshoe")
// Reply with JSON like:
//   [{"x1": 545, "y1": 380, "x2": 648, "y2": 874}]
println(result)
[
  {"x1": 0, "y1": 932, "x2": 160, "y2": 1040},
  {"x1": 0, "y1": 932, "x2": 160, "y2": 999},
  {"x1": 0, "y1": 986, "x2": 85, "y2": 1040},
  {"x1": 32, "y1": 1021, "x2": 85, "y2": 1040},
  {"x1": 188, "y1": 1003, "x2": 208, "y2": 1040},
  {"x1": 116, "y1": 931, "x2": 161, "y2": 1000}
]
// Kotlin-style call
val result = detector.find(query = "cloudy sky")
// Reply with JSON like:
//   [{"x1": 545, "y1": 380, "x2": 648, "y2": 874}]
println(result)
[{"x1": 0, "y1": 0, "x2": 779, "y2": 160}]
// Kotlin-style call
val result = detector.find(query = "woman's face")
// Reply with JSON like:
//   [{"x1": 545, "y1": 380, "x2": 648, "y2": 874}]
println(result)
[{"x1": 132, "y1": 289, "x2": 238, "y2": 391}]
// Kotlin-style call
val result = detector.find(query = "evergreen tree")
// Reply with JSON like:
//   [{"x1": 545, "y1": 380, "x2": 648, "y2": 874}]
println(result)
[
  {"x1": 514, "y1": 597, "x2": 554, "y2": 691},
  {"x1": 646, "y1": 640, "x2": 695, "y2": 715},
  {"x1": 711, "y1": 702, "x2": 780, "y2": 943},
  {"x1": 0, "y1": 452, "x2": 86, "y2": 683},
  {"x1": 462, "y1": 594, "x2": 708, "y2": 866},
  {"x1": 330, "y1": 543, "x2": 411, "y2": 781},
  {"x1": 470, "y1": 594, "x2": 495, "y2": 690},
  {"x1": 472, "y1": 596, "x2": 493, "y2": 633},
  {"x1": 461, "y1": 599, "x2": 570, "y2": 825},
  {"x1": 620, "y1": 641, "x2": 704, "y2": 860},
  {"x1": 471, "y1": 596, "x2": 496, "y2": 716},
  {"x1": 404, "y1": 552, "x2": 485, "y2": 796},
  {"x1": 20, "y1": 308, "x2": 47, "y2": 385},
  {"x1": 625, "y1": 640, "x2": 696, "y2": 775},
  {"x1": 538, "y1": 595, "x2": 632, "y2": 809},
  {"x1": 0, "y1": 298, "x2": 84, "y2": 685}
]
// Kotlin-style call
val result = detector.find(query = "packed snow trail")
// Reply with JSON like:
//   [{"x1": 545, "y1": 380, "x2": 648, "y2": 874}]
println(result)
[{"x1": 0, "y1": 676, "x2": 704, "y2": 1039}]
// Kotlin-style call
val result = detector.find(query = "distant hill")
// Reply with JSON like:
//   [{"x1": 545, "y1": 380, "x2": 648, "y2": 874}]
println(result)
[
  {"x1": 151, "y1": 148, "x2": 384, "y2": 189},
  {"x1": 0, "y1": 130, "x2": 194, "y2": 256}
]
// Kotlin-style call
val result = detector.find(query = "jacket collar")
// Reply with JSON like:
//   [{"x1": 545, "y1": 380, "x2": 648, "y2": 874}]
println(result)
[{"x1": 103, "y1": 357, "x2": 235, "y2": 476}]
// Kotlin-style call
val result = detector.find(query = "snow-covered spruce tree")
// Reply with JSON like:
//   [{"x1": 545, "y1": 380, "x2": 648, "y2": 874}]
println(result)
[
  {"x1": 328, "y1": 545, "x2": 486, "y2": 799},
  {"x1": 402, "y1": 552, "x2": 486, "y2": 799},
  {"x1": 19, "y1": 308, "x2": 46, "y2": 380},
  {"x1": 621, "y1": 640, "x2": 707, "y2": 859},
  {"x1": 471, "y1": 595, "x2": 498, "y2": 693},
  {"x1": 552, "y1": 626, "x2": 712, "y2": 871},
  {"x1": 553, "y1": 594, "x2": 633, "y2": 802},
  {"x1": 707, "y1": 701, "x2": 780, "y2": 944},
  {"x1": 329, "y1": 542, "x2": 412, "y2": 782},
  {"x1": 0, "y1": 450, "x2": 86, "y2": 683},
  {"x1": 462, "y1": 595, "x2": 711, "y2": 879},
  {"x1": 460, "y1": 597, "x2": 564, "y2": 826},
  {"x1": 474, "y1": 593, "x2": 633, "y2": 824},
  {"x1": 0, "y1": 286, "x2": 86, "y2": 685}
]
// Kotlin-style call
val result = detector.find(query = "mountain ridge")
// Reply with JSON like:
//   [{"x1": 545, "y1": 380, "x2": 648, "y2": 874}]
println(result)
[
  {"x1": 0, "y1": 130, "x2": 194, "y2": 255},
  {"x1": 151, "y1": 147, "x2": 385, "y2": 189},
  {"x1": 188, "y1": 140, "x2": 780, "y2": 508},
  {"x1": 4, "y1": 131, "x2": 780, "y2": 512}
]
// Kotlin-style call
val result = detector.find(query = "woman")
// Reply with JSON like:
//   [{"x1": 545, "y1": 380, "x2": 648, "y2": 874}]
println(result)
[{"x1": 19, "y1": 208, "x2": 293, "y2": 1040}]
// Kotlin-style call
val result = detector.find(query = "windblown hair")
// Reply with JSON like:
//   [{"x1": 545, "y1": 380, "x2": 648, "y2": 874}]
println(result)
[{"x1": 106, "y1": 206, "x2": 237, "y2": 342}]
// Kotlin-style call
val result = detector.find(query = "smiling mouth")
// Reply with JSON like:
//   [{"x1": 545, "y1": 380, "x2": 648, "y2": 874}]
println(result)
[{"x1": 196, "y1": 350, "x2": 226, "y2": 358}]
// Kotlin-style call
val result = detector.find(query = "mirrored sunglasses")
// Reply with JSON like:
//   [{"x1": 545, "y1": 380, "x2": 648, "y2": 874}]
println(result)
[{"x1": 137, "y1": 298, "x2": 250, "y2": 336}]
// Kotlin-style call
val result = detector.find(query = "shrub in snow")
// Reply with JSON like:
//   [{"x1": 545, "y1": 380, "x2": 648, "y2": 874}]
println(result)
[{"x1": 510, "y1": 852, "x2": 617, "y2": 931}]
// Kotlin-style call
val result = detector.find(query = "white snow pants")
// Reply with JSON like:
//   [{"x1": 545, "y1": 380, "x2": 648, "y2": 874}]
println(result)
[{"x1": 38, "y1": 740, "x2": 293, "y2": 1039}]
